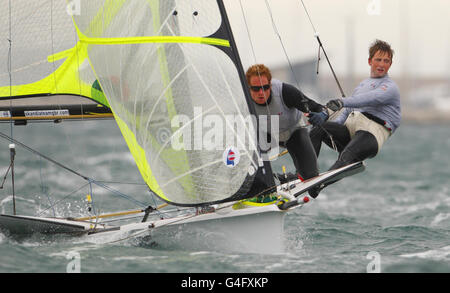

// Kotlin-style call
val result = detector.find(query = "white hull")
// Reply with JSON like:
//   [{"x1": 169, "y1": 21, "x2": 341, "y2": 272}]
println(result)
[
  {"x1": 1, "y1": 203, "x2": 288, "y2": 254},
  {"x1": 0, "y1": 163, "x2": 366, "y2": 253},
  {"x1": 87, "y1": 204, "x2": 287, "y2": 254}
]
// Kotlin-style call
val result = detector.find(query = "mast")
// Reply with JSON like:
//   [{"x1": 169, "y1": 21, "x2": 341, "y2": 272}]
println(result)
[
  {"x1": 9, "y1": 143, "x2": 15, "y2": 215},
  {"x1": 216, "y1": 0, "x2": 275, "y2": 197},
  {"x1": 7, "y1": 0, "x2": 16, "y2": 214},
  {"x1": 216, "y1": 0, "x2": 255, "y2": 115}
]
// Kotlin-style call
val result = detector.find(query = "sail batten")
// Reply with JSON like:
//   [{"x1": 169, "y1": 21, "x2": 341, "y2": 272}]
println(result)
[{"x1": 78, "y1": 35, "x2": 230, "y2": 47}]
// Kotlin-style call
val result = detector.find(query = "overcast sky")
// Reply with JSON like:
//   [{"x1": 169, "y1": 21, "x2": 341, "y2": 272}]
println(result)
[{"x1": 225, "y1": 0, "x2": 450, "y2": 79}]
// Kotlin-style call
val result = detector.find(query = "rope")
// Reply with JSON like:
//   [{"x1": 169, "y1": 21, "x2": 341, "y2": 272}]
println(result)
[
  {"x1": 8, "y1": 0, "x2": 13, "y2": 139},
  {"x1": 298, "y1": 0, "x2": 346, "y2": 98},
  {"x1": 264, "y1": 0, "x2": 304, "y2": 96},
  {"x1": 242, "y1": 1, "x2": 340, "y2": 155},
  {"x1": 299, "y1": 0, "x2": 318, "y2": 33},
  {"x1": 37, "y1": 182, "x2": 90, "y2": 216}
]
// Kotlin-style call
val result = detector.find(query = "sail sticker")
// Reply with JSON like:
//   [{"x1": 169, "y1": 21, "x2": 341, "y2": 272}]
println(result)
[
  {"x1": 24, "y1": 110, "x2": 70, "y2": 117},
  {"x1": 223, "y1": 146, "x2": 240, "y2": 168}
]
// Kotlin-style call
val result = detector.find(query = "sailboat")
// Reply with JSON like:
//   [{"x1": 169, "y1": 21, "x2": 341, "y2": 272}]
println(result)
[{"x1": 0, "y1": 0, "x2": 363, "y2": 253}]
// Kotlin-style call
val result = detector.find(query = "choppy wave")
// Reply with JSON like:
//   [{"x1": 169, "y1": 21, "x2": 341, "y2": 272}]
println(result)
[
  {"x1": 431, "y1": 213, "x2": 450, "y2": 226},
  {"x1": 400, "y1": 245, "x2": 450, "y2": 261},
  {"x1": 1, "y1": 123, "x2": 449, "y2": 272},
  {"x1": 383, "y1": 259, "x2": 450, "y2": 273}
]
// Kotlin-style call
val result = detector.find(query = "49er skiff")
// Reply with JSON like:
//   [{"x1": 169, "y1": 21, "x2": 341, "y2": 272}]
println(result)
[{"x1": 0, "y1": 1, "x2": 363, "y2": 253}]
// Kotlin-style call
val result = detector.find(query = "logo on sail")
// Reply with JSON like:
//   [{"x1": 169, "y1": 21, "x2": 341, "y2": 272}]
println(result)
[{"x1": 223, "y1": 146, "x2": 240, "y2": 168}]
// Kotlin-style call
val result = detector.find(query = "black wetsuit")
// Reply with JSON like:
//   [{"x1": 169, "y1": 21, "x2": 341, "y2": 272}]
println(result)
[
  {"x1": 310, "y1": 122, "x2": 378, "y2": 170},
  {"x1": 281, "y1": 83, "x2": 324, "y2": 179},
  {"x1": 255, "y1": 81, "x2": 324, "y2": 180}
]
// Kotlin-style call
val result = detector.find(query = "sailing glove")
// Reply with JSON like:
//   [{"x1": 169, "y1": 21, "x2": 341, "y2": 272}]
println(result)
[
  {"x1": 326, "y1": 99, "x2": 344, "y2": 111},
  {"x1": 308, "y1": 111, "x2": 328, "y2": 126}
]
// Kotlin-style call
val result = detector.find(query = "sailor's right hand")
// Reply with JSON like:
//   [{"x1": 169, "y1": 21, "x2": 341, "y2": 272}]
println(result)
[{"x1": 307, "y1": 111, "x2": 328, "y2": 126}]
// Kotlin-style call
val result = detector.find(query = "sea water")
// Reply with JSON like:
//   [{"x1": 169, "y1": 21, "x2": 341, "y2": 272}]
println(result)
[{"x1": 0, "y1": 121, "x2": 449, "y2": 273}]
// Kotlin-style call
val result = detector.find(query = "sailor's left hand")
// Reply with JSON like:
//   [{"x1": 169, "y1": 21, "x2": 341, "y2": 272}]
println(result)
[{"x1": 326, "y1": 99, "x2": 344, "y2": 111}]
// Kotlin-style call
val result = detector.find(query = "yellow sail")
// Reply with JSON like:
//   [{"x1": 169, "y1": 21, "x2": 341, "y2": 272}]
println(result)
[
  {"x1": 0, "y1": 1, "x2": 111, "y2": 121},
  {"x1": 71, "y1": 0, "x2": 266, "y2": 206}
]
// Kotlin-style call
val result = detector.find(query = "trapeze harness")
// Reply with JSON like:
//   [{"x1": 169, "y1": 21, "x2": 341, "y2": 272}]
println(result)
[
  {"x1": 310, "y1": 75, "x2": 401, "y2": 170},
  {"x1": 253, "y1": 79, "x2": 321, "y2": 180}
]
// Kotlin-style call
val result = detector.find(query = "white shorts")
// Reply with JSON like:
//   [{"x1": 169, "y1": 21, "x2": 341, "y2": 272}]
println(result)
[{"x1": 344, "y1": 111, "x2": 391, "y2": 153}]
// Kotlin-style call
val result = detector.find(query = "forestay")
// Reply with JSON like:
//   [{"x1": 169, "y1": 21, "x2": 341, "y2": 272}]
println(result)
[{"x1": 72, "y1": 0, "x2": 273, "y2": 206}]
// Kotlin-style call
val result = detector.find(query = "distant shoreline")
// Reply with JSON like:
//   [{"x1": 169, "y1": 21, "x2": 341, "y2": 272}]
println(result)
[{"x1": 402, "y1": 110, "x2": 450, "y2": 124}]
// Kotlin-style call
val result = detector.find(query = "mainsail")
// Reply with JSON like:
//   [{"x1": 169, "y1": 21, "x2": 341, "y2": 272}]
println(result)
[
  {"x1": 71, "y1": 0, "x2": 274, "y2": 206},
  {"x1": 0, "y1": 1, "x2": 112, "y2": 123}
]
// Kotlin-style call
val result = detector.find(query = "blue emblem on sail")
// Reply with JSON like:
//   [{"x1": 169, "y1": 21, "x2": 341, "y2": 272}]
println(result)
[
  {"x1": 226, "y1": 149, "x2": 236, "y2": 166},
  {"x1": 223, "y1": 146, "x2": 240, "y2": 168}
]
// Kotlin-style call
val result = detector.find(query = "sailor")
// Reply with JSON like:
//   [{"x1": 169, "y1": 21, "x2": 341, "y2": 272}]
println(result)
[
  {"x1": 309, "y1": 39, "x2": 401, "y2": 170},
  {"x1": 246, "y1": 64, "x2": 327, "y2": 198}
]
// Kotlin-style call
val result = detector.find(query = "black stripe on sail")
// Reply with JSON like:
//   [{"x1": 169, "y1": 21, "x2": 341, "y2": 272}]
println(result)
[{"x1": 213, "y1": 0, "x2": 275, "y2": 200}]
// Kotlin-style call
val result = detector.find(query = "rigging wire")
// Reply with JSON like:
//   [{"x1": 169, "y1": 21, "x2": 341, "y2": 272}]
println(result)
[
  {"x1": 299, "y1": 0, "x2": 346, "y2": 98},
  {"x1": 264, "y1": 0, "x2": 304, "y2": 97},
  {"x1": 297, "y1": 0, "x2": 342, "y2": 151},
  {"x1": 50, "y1": 1, "x2": 89, "y2": 177},
  {"x1": 37, "y1": 182, "x2": 90, "y2": 217},
  {"x1": 237, "y1": 0, "x2": 258, "y2": 67},
  {"x1": 299, "y1": 0, "x2": 318, "y2": 33},
  {"x1": 236, "y1": 0, "x2": 268, "y2": 171},
  {"x1": 0, "y1": 130, "x2": 149, "y2": 209},
  {"x1": 238, "y1": 0, "x2": 292, "y2": 169},
  {"x1": 39, "y1": 155, "x2": 56, "y2": 217},
  {"x1": 255, "y1": 0, "x2": 344, "y2": 153},
  {"x1": 50, "y1": 0, "x2": 58, "y2": 95},
  {"x1": 241, "y1": 1, "x2": 343, "y2": 154},
  {"x1": 240, "y1": 0, "x2": 335, "y2": 169},
  {"x1": 240, "y1": 0, "x2": 312, "y2": 120},
  {"x1": 73, "y1": 0, "x2": 85, "y2": 120},
  {"x1": 7, "y1": 0, "x2": 17, "y2": 215},
  {"x1": 7, "y1": 0, "x2": 13, "y2": 139}
]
